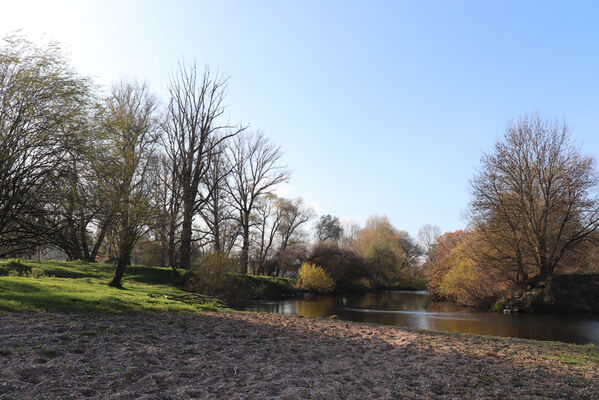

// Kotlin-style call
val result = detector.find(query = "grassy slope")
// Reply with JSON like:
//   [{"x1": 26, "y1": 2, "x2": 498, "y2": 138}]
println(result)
[{"x1": 0, "y1": 259, "x2": 226, "y2": 313}]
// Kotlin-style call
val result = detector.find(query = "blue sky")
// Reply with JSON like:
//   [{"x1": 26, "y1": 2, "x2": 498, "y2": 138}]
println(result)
[{"x1": 2, "y1": 1, "x2": 599, "y2": 237}]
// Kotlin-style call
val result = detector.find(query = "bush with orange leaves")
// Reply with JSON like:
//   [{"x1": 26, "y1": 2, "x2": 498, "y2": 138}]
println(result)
[{"x1": 424, "y1": 230, "x2": 509, "y2": 308}]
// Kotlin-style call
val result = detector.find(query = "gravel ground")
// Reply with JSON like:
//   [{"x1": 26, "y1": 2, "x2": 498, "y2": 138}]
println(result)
[{"x1": 0, "y1": 311, "x2": 597, "y2": 399}]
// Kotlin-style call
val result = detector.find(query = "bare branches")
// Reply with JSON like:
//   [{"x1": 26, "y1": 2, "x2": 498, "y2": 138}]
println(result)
[
  {"x1": 226, "y1": 131, "x2": 290, "y2": 272},
  {"x1": 0, "y1": 36, "x2": 299, "y2": 277},
  {"x1": 469, "y1": 114, "x2": 599, "y2": 279},
  {"x1": 162, "y1": 62, "x2": 245, "y2": 269}
]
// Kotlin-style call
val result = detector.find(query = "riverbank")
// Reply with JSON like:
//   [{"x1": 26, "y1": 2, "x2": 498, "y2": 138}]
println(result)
[
  {"x1": 0, "y1": 311, "x2": 596, "y2": 399},
  {"x1": 182, "y1": 271, "x2": 300, "y2": 301},
  {"x1": 499, "y1": 273, "x2": 599, "y2": 313}
]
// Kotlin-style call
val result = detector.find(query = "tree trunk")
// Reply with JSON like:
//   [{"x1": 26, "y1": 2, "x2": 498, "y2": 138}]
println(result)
[
  {"x1": 211, "y1": 193, "x2": 222, "y2": 253},
  {"x1": 109, "y1": 239, "x2": 133, "y2": 287},
  {"x1": 167, "y1": 211, "x2": 177, "y2": 266},
  {"x1": 213, "y1": 222, "x2": 221, "y2": 253},
  {"x1": 109, "y1": 257, "x2": 127, "y2": 287},
  {"x1": 240, "y1": 223, "x2": 250, "y2": 274},
  {"x1": 179, "y1": 189, "x2": 194, "y2": 269},
  {"x1": 89, "y1": 220, "x2": 109, "y2": 262},
  {"x1": 538, "y1": 255, "x2": 552, "y2": 276},
  {"x1": 180, "y1": 212, "x2": 192, "y2": 270},
  {"x1": 80, "y1": 219, "x2": 90, "y2": 261}
]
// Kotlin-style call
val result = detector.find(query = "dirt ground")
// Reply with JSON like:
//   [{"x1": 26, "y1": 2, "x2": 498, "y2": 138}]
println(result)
[{"x1": 0, "y1": 311, "x2": 597, "y2": 399}]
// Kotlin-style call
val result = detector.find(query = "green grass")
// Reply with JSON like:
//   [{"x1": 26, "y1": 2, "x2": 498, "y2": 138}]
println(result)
[
  {"x1": 545, "y1": 344, "x2": 599, "y2": 366},
  {"x1": 0, "y1": 259, "x2": 227, "y2": 313}
]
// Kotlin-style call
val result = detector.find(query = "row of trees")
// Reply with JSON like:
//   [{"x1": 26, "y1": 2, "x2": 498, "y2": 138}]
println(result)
[
  {"x1": 1, "y1": 35, "x2": 430, "y2": 290},
  {"x1": 0, "y1": 35, "x2": 316, "y2": 286},
  {"x1": 309, "y1": 215, "x2": 430, "y2": 290}
]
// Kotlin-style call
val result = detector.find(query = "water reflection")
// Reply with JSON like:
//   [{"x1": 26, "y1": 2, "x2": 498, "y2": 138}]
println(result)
[{"x1": 233, "y1": 290, "x2": 599, "y2": 345}]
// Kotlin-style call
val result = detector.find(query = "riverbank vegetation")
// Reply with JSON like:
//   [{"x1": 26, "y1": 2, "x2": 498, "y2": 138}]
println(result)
[
  {"x1": 423, "y1": 116, "x2": 599, "y2": 311},
  {"x1": 296, "y1": 262, "x2": 336, "y2": 293},
  {"x1": 0, "y1": 35, "x2": 426, "y2": 297},
  {"x1": 2, "y1": 34, "x2": 599, "y2": 312},
  {"x1": 180, "y1": 252, "x2": 297, "y2": 300}
]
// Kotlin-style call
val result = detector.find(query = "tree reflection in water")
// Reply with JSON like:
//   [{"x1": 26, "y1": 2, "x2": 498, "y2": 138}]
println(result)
[{"x1": 234, "y1": 290, "x2": 599, "y2": 345}]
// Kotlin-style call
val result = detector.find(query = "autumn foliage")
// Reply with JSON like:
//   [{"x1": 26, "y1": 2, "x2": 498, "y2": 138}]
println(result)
[
  {"x1": 423, "y1": 230, "x2": 468, "y2": 295},
  {"x1": 423, "y1": 230, "x2": 506, "y2": 307}
]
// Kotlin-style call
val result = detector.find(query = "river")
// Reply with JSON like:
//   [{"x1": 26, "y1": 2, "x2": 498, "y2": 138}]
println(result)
[{"x1": 233, "y1": 290, "x2": 599, "y2": 345}]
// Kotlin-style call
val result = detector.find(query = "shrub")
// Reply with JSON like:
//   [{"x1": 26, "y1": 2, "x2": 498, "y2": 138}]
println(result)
[
  {"x1": 438, "y1": 255, "x2": 502, "y2": 308},
  {"x1": 182, "y1": 252, "x2": 239, "y2": 297},
  {"x1": 309, "y1": 242, "x2": 370, "y2": 290},
  {"x1": 182, "y1": 253, "x2": 298, "y2": 300},
  {"x1": 296, "y1": 262, "x2": 335, "y2": 293},
  {"x1": 436, "y1": 240, "x2": 506, "y2": 308}
]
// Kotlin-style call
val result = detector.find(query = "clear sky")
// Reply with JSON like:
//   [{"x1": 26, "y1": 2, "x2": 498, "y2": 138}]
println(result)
[{"x1": 2, "y1": 1, "x2": 599, "y2": 237}]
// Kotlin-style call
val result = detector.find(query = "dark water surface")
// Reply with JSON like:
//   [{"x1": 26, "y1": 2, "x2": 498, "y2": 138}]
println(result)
[{"x1": 233, "y1": 290, "x2": 599, "y2": 345}]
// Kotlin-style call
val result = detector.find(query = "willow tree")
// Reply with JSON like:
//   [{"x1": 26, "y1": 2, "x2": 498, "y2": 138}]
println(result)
[
  {"x1": 353, "y1": 215, "x2": 405, "y2": 287},
  {"x1": 470, "y1": 114, "x2": 599, "y2": 281},
  {"x1": 0, "y1": 35, "x2": 92, "y2": 255},
  {"x1": 315, "y1": 215, "x2": 344, "y2": 243}
]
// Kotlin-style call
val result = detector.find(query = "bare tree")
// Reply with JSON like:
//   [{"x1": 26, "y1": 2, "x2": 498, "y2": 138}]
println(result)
[
  {"x1": 103, "y1": 81, "x2": 159, "y2": 287},
  {"x1": 276, "y1": 197, "x2": 314, "y2": 259},
  {"x1": 226, "y1": 131, "x2": 289, "y2": 273},
  {"x1": 470, "y1": 114, "x2": 599, "y2": 281},
  {"x1": 199, "y1": 141, "x2": 239, "y2": 255},
  {"x1": 249, "y1": 196, "x2": 313, "y2": 275},
  {"x1": 341, "y1": 221, "x2": 361, "y2": 249},
  {"x1": 146, "y1": 153, "x2": 175, "y2": 267},
  {"x1": 417, "y1": 224, "x2": 441, "y2": 258},
  {"x1": 250, "y1": 194, "x2": 283, "y2": 273},
  {"x1": 162, "y1": 62, "x2": 244, "y2": 270},
  {"x1": 397, "y1": 230, "x2": 423, "y2": 269}
]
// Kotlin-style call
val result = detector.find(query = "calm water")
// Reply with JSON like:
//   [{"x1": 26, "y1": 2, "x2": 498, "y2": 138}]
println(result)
[{"x1": 233, "y1": 290, "x2": 599, "y2": 345}]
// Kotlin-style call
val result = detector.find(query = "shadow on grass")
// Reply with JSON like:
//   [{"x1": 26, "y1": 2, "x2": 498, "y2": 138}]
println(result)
[
  {"x1": 0, "y1": 260, "x2": 174, "y2": 286},
  {"x1": 125, "y1": 265, "x2": 173, "y2": 285},
  {"x1": 0, "y1": 280, "x2": 149, "y2": 313}
]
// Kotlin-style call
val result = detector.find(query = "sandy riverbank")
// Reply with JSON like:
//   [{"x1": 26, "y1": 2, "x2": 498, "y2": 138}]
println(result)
[{"x1": 0, "y1": 311, "x2": 597, "y2": 399}]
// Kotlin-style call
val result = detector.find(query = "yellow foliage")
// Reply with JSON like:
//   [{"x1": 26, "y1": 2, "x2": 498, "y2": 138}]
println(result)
[
  {"x1": 296, "y1": 263, "x2": 335, "y2": 293},
  {"x1": 423, "y1": 230, "x2": 468, "y2": 295},
  {"x1": 438, "y1": 241, "x2": 504, "y2": 307},
  {"x1": 353, "y1": 215, "x2": 404, "y2": 286}
]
